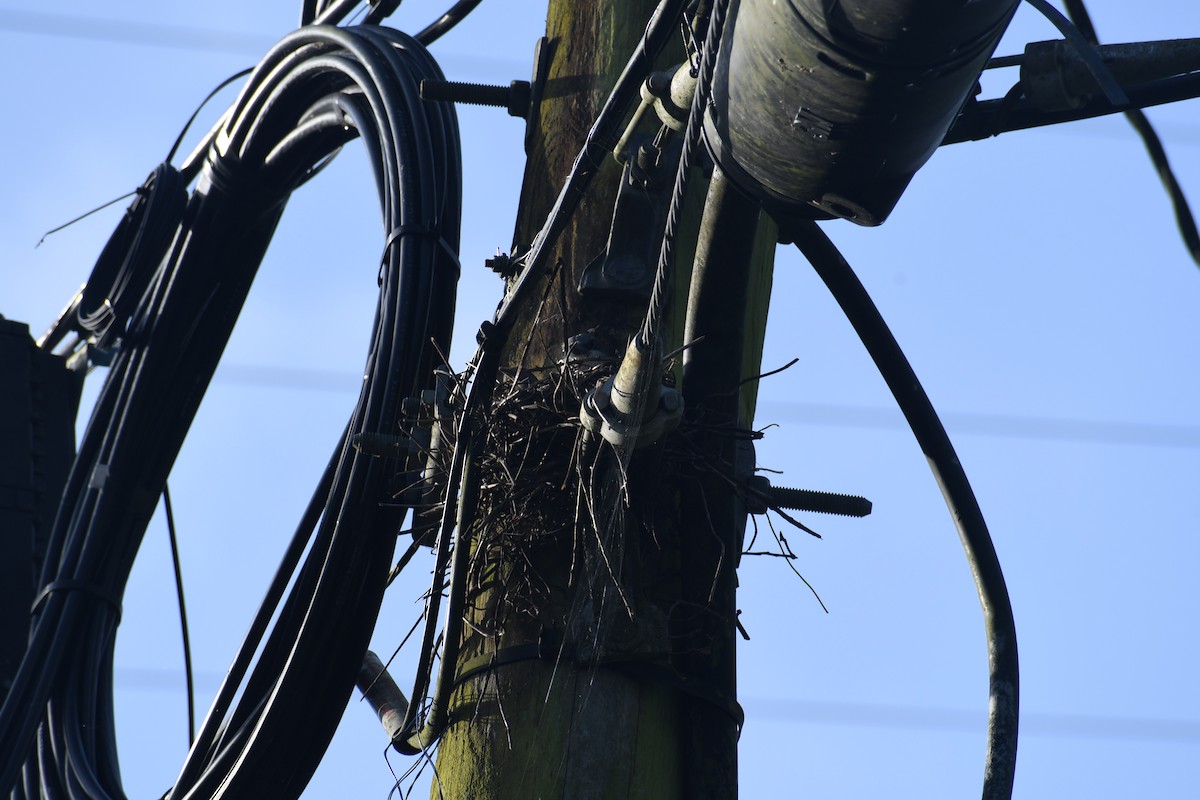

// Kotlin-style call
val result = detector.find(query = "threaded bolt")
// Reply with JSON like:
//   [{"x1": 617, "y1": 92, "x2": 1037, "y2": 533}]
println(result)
[
  {"x1": 419, "y1": 79, "x2": 531, "y2": 118},
  {"x1": 770, "y1": 487, "x2": 872, "y2": 518},
  {"x1": 745, "y1": 476, "x2": 872, "y2": 518},
  {"x1": 486, "y1": 251, "x2": 514, "y2": 278}
]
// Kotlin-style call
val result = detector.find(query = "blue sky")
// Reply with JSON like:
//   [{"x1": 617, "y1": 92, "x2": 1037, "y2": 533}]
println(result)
[{"x1": 3, "y1": 1, "x2": 1198, "y2": 797}]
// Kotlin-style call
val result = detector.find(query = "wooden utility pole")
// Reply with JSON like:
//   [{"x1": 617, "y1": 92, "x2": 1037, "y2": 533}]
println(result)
[{"x1": 431, "y1": 2, "x2": 775, "y2": 797}]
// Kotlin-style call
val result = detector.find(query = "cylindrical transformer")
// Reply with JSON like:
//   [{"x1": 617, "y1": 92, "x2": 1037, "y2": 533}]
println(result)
[{"x1": 705, "y1": 0, "x2": 1020, "y2": 226}]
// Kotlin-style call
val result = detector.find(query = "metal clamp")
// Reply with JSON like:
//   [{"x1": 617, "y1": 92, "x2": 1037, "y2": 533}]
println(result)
[{"x1": 580, "y1": 338, "x2": 682, "y2": 449}]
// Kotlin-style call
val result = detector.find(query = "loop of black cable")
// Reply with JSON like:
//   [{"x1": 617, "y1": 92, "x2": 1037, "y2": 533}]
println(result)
[
  {"x1": 171, "y1": 26, "x2": 460, "y2": 800},
  {"x1": 0, "y1": 24, "x2": 461, "y2": 800},
  {"x1": 790, "y1": 220, "x2": 1019, "y2": 800}
]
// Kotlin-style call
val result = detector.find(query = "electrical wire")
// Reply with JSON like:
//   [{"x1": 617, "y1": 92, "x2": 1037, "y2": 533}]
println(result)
[
  {"x1": 34, "y1": 190, "x2": 136, "y2": 250},
  {"x1": 639, "y1": 0, "x2": 729, "y2": 350},
  {"x1": 1060, "y1": 0, "x2": 1200, "y2": 267},
  {"x1": 303, "y1": 0, "x2": 483, "y2": 40},
  {"x1": 0, "y1": 9, "x2": 271, "y2": 56},
  {"x1": 40, "y1": 62, "x2": 255, "y2": 354},
  {"x1": 165, "y1": 67, "x2": 254, "y2": 165},
  {"x1": 161, "y1": 485, "x2": 196, "y2": 746},
  {"x1": 407, "y1": 0, "x2": 483, "y2": 43},
  {"x1": 790, "y1": 220, "x2": 1019, "y2": 800},
  {"x1": 1, "y1": 22, "x2": 462, "y2": 800},
  {"x1": 1022, "y1": 0, "x2": 1128, "y2": 106},
  {"x1": 960, "y1": 0, "x2": 1199, "y2": 266},
  {"x1": 310, "y1": 0, "x2": 364, "y2": 27},
  {"x1": 496, "y1": 0, "x2": 690, "y2": 329}
]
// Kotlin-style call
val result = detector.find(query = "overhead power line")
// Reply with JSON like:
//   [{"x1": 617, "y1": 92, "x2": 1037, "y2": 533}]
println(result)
[
  {"x1": 217, "y1": 363, "x2": 362, "y2": 393},
  {"x1": 107, "y1": 667, "x2": 1200, "y2": 745},
  {"x1": 741, "y1": 697, "x2": 1200, "y2": 745},
  {"x1": 758, "y1": 401, "x2": 1200, "y2": 450},
  {"x1": 209, "y1": 363, "x2": 1200, "y2": 449},
  {"x1": 0, "y1": 9, "x2": 272, "y2": 55},
  {"x1": 0, "y1": 9, "x2": 527, "y2": 74}
]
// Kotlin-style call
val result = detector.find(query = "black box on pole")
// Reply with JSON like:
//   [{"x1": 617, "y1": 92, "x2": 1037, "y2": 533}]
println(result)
[{"x1": 0, "y1": 317, "x2": 81, "y2": 705}]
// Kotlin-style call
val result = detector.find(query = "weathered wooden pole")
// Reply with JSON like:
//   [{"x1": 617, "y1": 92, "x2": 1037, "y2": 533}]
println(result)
[{"x1": 430, "y1": 3, "x2": 775, "y2": 796}]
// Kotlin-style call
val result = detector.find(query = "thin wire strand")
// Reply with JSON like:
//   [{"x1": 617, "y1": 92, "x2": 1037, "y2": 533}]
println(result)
[
  {"x1": 639, "y1": 0, "x2": 730, "y2": 348},
  {"x1": 35, "y1": 191, "x2": 136, "y2": 248},
  {"x1": 162, "y1": 483, "x2": 196, "y2": 745},
  {"x1": 1059, "y1": 0, "x2": 1200, "y2": 267},
  {"x1": 166, "y1": 67, "x2": 254, "y2": 164}
]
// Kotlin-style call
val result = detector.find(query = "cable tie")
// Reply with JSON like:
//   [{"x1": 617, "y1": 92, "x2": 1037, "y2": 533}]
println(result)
[
  {"x1": 89, "y1": 463, "x2": 111, "y2": 490},
  {"x1": 31, "y1": 580, "x2": 123, "y2": 622},
  {"x1": 203, "y1": 151, "x2": 282, "y2": 209},
  {"x1": 378, "y1": 224, "x2": 461, "y2": 284}
]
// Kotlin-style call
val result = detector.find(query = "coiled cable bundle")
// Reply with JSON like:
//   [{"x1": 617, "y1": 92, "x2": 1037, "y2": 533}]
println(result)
[{"x1": 2, "y1": 23, "x2": 461, "y2": 800}]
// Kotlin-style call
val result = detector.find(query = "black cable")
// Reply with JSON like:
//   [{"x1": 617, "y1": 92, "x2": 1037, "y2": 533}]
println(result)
[
  {"x1": 495, "y1": 0, "x2": 690, "y2": 330},
  {"x1": 311, "y1": 0, "x2": 364, "y2": 27},
  {"x1": 75, "y1": 164, "x2": 188, "y2": 348},
  {"x1": 42, "y1": 61, "x2": 252, "y2": 353},
  {"x1": 173, "y1": 27, "x2": 460, "y2": 800},
  {"x1": 408, "y1": 0, "x2": 483, "y2": 44},
  {"x1": 300, "y1": 0, "x2": 320, "y2": 26},
  {"x1": 2, "y1": 23, "x2": 462, "y2": 800},
  {"x1": 790, "y1": 221, "x2": 1019, "y2": 800},
  {"x1": 393, "y1": 335, "x2": 501, "y2": 755},
  {"x1": 1060, "y1": 0, "x2": 1200, "y2": 267},
  {"x1": 1022, "y1": 0, "x2": 1128, "y2": 106},
  {"x1": 161, "y1": 485, "x2": 195, "y2": 746},
  {"x1": 943, "y1": 69, "x2": 1200, "y2": 144},
  {"x1": 34, "y1": 190, "x2": 136, "y2": 250},
  {"x1": 168, "y1": 437, "x2": 341, "y2": 796},
  {"x1": 166, "y1": 67, "x2": 254, "y2": 166}
]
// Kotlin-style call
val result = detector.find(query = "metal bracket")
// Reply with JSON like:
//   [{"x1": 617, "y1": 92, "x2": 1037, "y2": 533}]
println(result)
[
  {"x1": 1021, "y1": 37, "x2": 1200, "y2": 112},
  {"x1": 525, "y1": 36, "x2": 553, "y2": 155},
  {"x1": 578, "y1": 134, "x2": 682, "y2": 299},
  {"x1": 359, "y1": 368, "x2": 457, "y2": 544}
]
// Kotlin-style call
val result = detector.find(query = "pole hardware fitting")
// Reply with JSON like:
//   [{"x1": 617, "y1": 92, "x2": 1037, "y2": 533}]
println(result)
[
  {"x1": 475, "y1": 319, "x2": 497, "y2": 347},
  {"x1": 525, "y1": 36, "x2": 552, "y2": 155},
  {"x1": 579, "y1": 134, "x2": 683, "y2": 299},
  {"x1": 485, "y1": 249, "x2": 516, "y2": 279},
  {"x1": 1021, "y1": 37, "x2": 1200, "y2": 112},
  {"x1": 350, "y1": 430, "x2": 421, "y2": 457},
  {"x1": 612, "y1": 63, "x2": 697, "y2": 163},
  {"x1": 743, "y1": 475, "x2": 872, "y2": 518},
  {"x1": 357, "y1": 650, "x2": 410, "y2": 745},
  {"x1": 419, "y1": 78, "x2": 532, "y2": 118},
  {"x1": 407, "y1": 368, "x2": 457, "y2": 543},
  {"x1": 580, "y1": 337, "x2": 682, "y2": 449}
]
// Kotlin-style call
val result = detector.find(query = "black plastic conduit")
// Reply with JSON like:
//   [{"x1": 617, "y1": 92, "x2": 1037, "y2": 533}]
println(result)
[{"x1": 791, "y1": 220, "x2": 1019, "y2": 800}]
